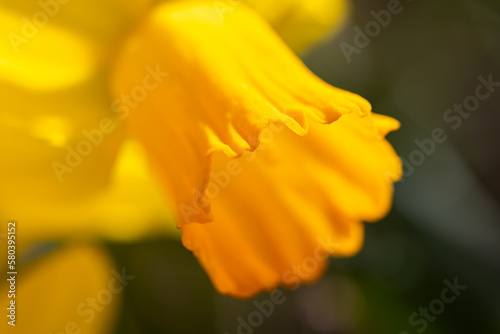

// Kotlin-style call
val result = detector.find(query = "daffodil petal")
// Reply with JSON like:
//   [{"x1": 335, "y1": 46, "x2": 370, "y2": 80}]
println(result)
[
  {"x1": 245, "y1": 0, "x2": 350, "y2": 53},
  {"x1": 0, "y1": 12, "x2": 179, "y2": 241},
  {"x1": 0, "y1": 138, "x2": 179, "y2": 244},
  {"x1": 0, "y1": 8, "x2": 97, "y2": 90},
  {"x1": 1, "y1": 0, "x2": 151, "y2": 64},
  {"x1": 0, "y1": 0, "x2": 151, "y2": 90},
  {"x1": 0, "y1": 71, "x2": 123, "y2": 198},
  {"x1": 0, "y1": 244, "x2": 120, "y2": 333}
]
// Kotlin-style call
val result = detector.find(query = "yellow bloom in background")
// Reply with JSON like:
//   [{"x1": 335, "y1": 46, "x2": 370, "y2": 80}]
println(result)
[
  {"x1": 244, "y1": 0, "x2": 350, "y2": 53},
  {"x1": 0, "y1": 0, "x2": 176, "y2": 244},
  {"x1": 0, "y1": 244, "x2": 122, "y2": 333},
  {"x1": 0, "y1": 0, "x2": 400, "y2": 313}
]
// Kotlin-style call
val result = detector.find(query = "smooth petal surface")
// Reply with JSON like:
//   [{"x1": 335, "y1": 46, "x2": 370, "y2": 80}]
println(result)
[
  {"x1": 111, "y1": 1, "x2": 371, "y2": 226},
  {"x1": 0, "y1": 8, "x2": 97, "y2": 91},
  {"x1": 0, "y1": 75, "x2": 179, "y2": 242},
  {"x1": 0, "y1": 139, "x2": 179, "y2": 245},
  {"x1": 0, "y1": 245, "x2": 120, "y2": 333},
  {"x1": 245, "y1": 0, "x2": 350, "y2": 53},
  {"x1": 1, "y1": 0, "x2": 151, "y2": 62},
  {"x1": 0, "y1": 71, "x2": 123, "y2": 203}
]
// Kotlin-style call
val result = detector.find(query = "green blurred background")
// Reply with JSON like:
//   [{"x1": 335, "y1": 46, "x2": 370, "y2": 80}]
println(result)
[{"x1": 102, "y1": 0, "x2": 500, "y2": 333}]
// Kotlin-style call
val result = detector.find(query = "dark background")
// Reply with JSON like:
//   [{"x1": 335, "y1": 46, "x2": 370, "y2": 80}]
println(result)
[{"x1": 108, "y1": 0, "x2": 500, "y2": 333}]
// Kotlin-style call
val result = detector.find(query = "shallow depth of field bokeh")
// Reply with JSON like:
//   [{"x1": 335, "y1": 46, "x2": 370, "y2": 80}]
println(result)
[{"x1": 3, "y1": 0, "x2": 500, "y2": 333}]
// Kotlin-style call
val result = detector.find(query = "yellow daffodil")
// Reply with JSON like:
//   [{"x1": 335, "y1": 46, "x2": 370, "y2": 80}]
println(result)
[{"x1": 0, "y1": 0, "x2": 401, "y2": 303}]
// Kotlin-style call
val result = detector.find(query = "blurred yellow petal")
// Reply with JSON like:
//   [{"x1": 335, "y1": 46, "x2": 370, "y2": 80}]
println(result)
[
  {"x1": 245, "y1": 0, "x2": 350, "y2": 53},
  {"x1": 0, "y1": 69, "x2": 177, "y2": 242},
  {"x1": 1, "y1": 0, "x2": 151, "y2": 62},
  {"x1": 0, "y1": 71, "x2": 122, "y2": 203},
  {"x1": 0, "y1": 0, "x2": 179, "y2": 242},
  {"x1": 0, "y1": 0, "x2": 145, "y2": 210},
  {"x1": 112, "y1": 1, "x2": 370, "y2": 226},
  {"x1": 0, "y1": 244, "x2": 121, "y2": 333},
  {"x1": 0, "y1": 138, "x2": 178, "y2": 244},
  {"x1": 0, "y1": 0, "x2": 151, "y2": 90},
  {"x1": 0, "y1": 8, "x2": 97, "y2": 91}
]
